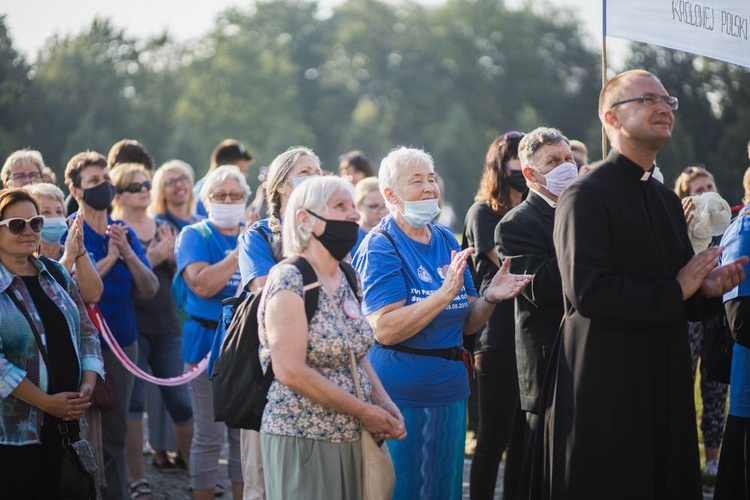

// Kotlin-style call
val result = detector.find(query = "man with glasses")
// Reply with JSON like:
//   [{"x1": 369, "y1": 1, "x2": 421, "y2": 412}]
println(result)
[
  {"x1": 1, "y1": 149, "x2": 45, "y2": 189},
  {"x1": 536, "y1": 70, "x2": 748, "y2": 500}
]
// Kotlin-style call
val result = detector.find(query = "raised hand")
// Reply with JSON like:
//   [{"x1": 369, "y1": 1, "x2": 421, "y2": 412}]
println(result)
[
  {"x1": 682, "y1": 197, "x2": 696, "y2": 226},
  {"x1": 677, "y1": 246, "x2": 723, "y2": 300},
  {"x1": 440, "y1": 248, "x2": 474, "y2": 299},
  {"x1": 485, "y1": 257, "x2": 533, "y2": 302},
  {"x1": 699, "y1": 255, "x2": 749, "y2": 297},
  {"x1": 63, "y1": 215, "x2": 85, "y2": 257},
  {"x1": 107, "y1": 223, "x2": 133, "y2": 259}
]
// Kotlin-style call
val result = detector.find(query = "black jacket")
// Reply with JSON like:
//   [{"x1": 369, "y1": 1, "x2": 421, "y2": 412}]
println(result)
[
  {"x1": 495, "y1": 191, "x2": 563, "y2": 414},
  {"x1": 534, "y1": 150, "x2": 714, "y2": 500}
]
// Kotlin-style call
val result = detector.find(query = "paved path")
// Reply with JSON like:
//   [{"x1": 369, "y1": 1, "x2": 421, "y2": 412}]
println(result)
[{"x1": 140, "y1": 450, "x2": 713, "y2": 499}]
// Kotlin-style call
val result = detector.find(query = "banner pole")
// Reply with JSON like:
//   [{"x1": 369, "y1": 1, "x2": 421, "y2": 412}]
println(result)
[
  {"x1": 602, "y1": 34, "x2": 608, "y2": 160},
  {"x1": 601, "y1": 0, "x2": 608, "y2": 159}
]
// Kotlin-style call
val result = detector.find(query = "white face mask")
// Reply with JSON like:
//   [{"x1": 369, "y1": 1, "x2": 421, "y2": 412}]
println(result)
[
  {"x1": 535, "y1": 161, "x2": 578, "y2": 197},
  {"x1": 208, "y1": 203, "x2": 245, "y2": 229}
]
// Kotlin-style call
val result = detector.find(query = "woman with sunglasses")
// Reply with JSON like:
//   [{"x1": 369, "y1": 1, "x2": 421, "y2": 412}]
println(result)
[
  {"x1": 461, "y1": 131, "x2": 527, "y2": 500},
  {"x1": 175, "y1": 165, "x2": 250, "y2": 500},
  {"x1": 26, "y1": 182, "x2": 104, "y2": 305},
  {"x1": 0, "y1": 188, "x2": 104, "y2": 498},
  {"x1": 63, "y1": 151, "x2": 159, "y2": 500},
  {"x1": 151, "y1": 160, "x2": 203, "y2": 232},
  {"x1": 110, "y1": 164, "x2": 195, "y2": 499}
]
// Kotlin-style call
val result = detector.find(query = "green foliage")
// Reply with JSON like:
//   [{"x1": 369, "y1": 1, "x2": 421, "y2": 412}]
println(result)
[{"x1": 0, "y1": 0, "x2": 682, "y2": 222}]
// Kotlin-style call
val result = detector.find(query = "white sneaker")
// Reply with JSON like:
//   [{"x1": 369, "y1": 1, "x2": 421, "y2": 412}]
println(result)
[{"x1": 704, "y1": 460, "x2": 719, "y2": 477}]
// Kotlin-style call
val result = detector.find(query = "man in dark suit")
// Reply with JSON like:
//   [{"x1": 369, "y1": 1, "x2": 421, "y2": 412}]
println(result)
[
  {"x1": 536, "y1": 69, "x2": 748, "y2": 500},
  {"x1": 495, "y1": 127, "x2": 577, "y2": 497}
]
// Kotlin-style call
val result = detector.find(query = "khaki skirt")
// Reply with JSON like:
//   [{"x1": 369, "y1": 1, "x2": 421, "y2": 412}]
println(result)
[{"x1": 261, "y1": 433, "x2": 362, "y2": 500}]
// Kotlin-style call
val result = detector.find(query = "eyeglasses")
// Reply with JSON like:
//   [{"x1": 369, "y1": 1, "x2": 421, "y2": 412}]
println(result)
[
  {"x1": 118, "y1": 180, "x2": 152, "y2": 194},
  {"x1": 10, "y1": 171, "x2": 42, "y2": 182},
  {"x1": 208, "y1": 191, "x2": 246, "y2": 203},
  {"x1": 0, "y1": 215, "x2": 45, "y2": 234},
  {"x1": 164, "y1": 175, "x2": 190, "y2": 188},
  {"x1": 361, "y1": 203, "x2": 387, "y2": 212},
  {"x1": 610, "y1": 93, "x2": 679, "y2": 111}
]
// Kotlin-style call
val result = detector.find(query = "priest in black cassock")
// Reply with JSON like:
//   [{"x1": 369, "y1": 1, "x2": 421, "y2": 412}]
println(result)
[{"x1": 535, "y1": 69, "x2": 748, "y2": 500}]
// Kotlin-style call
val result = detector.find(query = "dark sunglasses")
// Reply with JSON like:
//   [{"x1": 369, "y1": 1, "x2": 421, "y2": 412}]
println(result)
[
  {"x1": 118, "y1": 180, "x2": 152, "y2": 194},
  {"x1": 0, "y1": 215, "x2": 45, "y2": 234}
]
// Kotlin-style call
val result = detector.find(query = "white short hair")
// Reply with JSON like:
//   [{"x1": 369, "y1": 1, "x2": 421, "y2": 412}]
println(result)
[
  {"x1": 378, "y1": 147, "x2": 434, "y2": 210},
  {"x1": 199, "y1": 165, "x2": 251, "y2": 204},
  {"x1": 25, "y1": 182, "x2": 66, "y2": 215},
  {"x1": 282, "y1": 176, "x2": 355, "y2": 256}
]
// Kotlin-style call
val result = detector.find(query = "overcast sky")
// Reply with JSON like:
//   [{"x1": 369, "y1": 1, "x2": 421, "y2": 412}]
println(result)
[{"x1": 2, "y1": 0, "x2": 631, "y2": 66}]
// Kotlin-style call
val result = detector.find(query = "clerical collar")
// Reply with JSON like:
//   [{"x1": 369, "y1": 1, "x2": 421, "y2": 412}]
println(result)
[
  {"x1": 640, "y1": 166, "x2": 664, "y2": 183},
  {"x1": 530, "y1": 188, "x2": 556, "y2": 208}
]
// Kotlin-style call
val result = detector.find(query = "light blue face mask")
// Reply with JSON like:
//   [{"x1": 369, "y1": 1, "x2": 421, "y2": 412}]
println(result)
[
  {"x1": 394, "y1": 192, "x2": 441, "y2": 228},
  {"x1": 292, "y1": 175, "x2": 316, "y2": 188},
  {"x1": 40, "y1": 217, "x2": 69, "y2": 244}
]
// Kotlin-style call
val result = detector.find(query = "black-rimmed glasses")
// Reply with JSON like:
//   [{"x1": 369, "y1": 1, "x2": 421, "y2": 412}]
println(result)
[
  {"x1": 610, "y1": 93, "x2": 679, "y2": 111},
  {"x1": 0, "y1": 216, "x2": 45, "y2": 234},
  {"x1": 118, "y1": 180, "x2": 152, "y2": 194}
]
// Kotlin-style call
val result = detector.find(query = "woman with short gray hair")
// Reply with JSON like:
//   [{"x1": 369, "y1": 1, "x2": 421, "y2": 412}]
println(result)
[
  {"x1": 175, "y1": 164, "x2": 250, "y2": 499},
  {"x1": 353, "y1": 146, "x2": 531, "y2": 498},
  {"x1": 260, "y1": 176, "x2": 405, "y2": 499}
]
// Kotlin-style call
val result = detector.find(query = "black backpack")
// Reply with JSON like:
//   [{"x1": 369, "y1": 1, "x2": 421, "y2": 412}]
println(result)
[{"x1": 211, "y1": 255, "x2": 360, "y2": 430}]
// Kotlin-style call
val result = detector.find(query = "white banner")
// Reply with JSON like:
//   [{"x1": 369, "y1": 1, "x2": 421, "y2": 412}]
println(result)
[{"x1": 605, "y1": 0, "x2": 750, "y2": 69}]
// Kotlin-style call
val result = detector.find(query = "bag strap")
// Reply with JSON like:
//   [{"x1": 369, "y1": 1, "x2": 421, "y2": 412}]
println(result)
[
  {"x1": 339, "y1": 261, "x2": 362, "y2": 304},
  {"x1": 5, "y1": 286, "x2": 56, "y2": 388},
  {"x1": 258, "y1": 256, "x2": 322, "y2": 395}
]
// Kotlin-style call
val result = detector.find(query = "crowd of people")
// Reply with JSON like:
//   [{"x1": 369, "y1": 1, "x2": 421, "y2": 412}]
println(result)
[{"x1": 1, "y1": 68, "x2": 750, "y2": 500}]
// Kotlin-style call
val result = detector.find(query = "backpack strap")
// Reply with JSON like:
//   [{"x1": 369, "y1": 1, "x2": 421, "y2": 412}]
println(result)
[
  {"x1": 283, "y1": 256, "x2": 320, "y2": 322},
  {"x1": 339, "y1": 261, "x2": 361, "y2": 304}
]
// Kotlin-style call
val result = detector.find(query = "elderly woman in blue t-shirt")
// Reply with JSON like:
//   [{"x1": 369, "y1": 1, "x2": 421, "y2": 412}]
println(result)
[
  {"x1": 175, "y1": 165, "x2": 249, "y2": 499},
  {"x1": 352, "y1": 147, "x2": 531, "y2": 499}
]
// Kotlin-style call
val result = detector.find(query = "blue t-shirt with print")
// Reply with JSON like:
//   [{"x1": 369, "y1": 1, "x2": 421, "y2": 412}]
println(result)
[
  {"x1": 64, "y1": 213, "x2": 150, "y2": 348},
  {"x1": 720, "y1": 208, "x2": 750, "y2": 418},
  {"x1": 349, "y1": 227, "x2": 368, "y2": 259},
  {"x1": 175, "y1": 220, "x2": 242, "y2": 361},
  {"x1": 238, "y1": 219, "x2": 276, "y2": 291},
  {"x1": 352, "y1": 215, "x2": 477, "y2": 407}
]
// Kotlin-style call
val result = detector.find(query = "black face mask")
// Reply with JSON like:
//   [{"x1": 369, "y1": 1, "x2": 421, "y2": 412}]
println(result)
[
  {"x1": 82, "y1": 182, "x2": 116, "y2": 211},
  {"x1": 308, "y1": 210, "x2": 360, "y2": 261},
  {"x1": 507, "y1": 170, "x2": 528, "y2": 193}
]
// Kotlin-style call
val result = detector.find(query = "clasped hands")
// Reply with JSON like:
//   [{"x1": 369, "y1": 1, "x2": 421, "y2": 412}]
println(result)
[{"x1": 677, "y1": 245, "x2": 748, "y2": 300}]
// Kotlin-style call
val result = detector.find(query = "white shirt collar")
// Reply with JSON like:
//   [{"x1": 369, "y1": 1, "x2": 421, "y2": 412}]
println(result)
[{"x1": 530, "y1": 188, "x2": 557, "y2": 208}]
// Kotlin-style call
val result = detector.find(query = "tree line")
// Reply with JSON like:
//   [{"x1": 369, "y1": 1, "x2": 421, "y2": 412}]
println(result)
[{"x1": 1, "y1": 0, "x2": 749, "y2": 220}]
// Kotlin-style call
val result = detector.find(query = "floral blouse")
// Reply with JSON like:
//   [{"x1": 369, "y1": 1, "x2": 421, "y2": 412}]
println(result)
[{"x1": 259, "y1": 263, "x2": 373, "y2": 443}]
